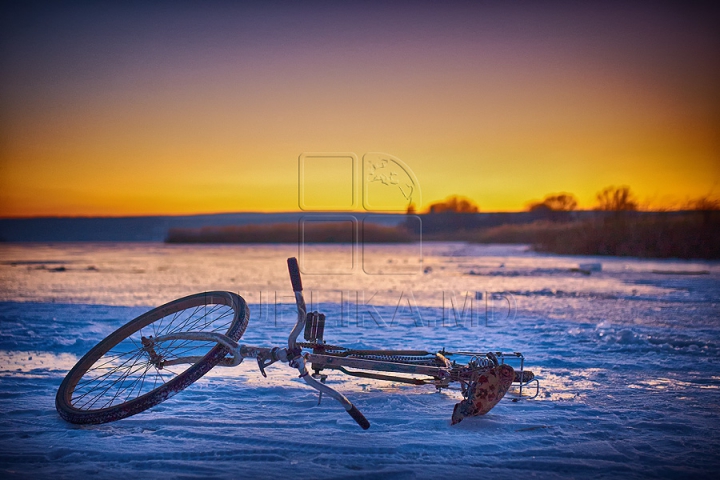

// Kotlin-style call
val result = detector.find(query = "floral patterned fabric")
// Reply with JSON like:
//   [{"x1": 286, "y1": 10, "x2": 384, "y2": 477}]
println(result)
[{"x1": 451, "y1": 364, "x2": 515, "y2": 425}]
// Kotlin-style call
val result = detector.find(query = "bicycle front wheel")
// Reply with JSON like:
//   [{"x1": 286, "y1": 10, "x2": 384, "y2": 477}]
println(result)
[{"x1": 56, "y1": 291, "x2": 249, "y2": 424}]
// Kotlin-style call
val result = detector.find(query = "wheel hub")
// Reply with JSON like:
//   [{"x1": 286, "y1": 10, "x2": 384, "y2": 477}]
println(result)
[{"x1": 141, "y1": 336, "x2": 164, "y2": 369}]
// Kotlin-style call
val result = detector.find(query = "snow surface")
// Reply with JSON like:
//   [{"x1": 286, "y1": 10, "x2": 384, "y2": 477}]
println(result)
[{"x1": 1, "y1": 243, "x2": 719, "y2": 479}]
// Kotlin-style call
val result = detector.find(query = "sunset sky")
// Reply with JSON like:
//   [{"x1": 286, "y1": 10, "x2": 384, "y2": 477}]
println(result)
[{"x1": 1, "y1": 1, "x2": 718, "y2": 217}]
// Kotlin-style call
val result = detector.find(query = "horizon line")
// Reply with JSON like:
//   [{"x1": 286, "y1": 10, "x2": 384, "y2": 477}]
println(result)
[{"x1": 0, "y1": 208, "x2": 706, "y2": 221}]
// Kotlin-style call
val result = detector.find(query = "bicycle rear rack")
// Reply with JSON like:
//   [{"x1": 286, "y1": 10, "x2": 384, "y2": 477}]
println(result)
[
  {"x1": 495, "y1": 352, "x2": 540, "y2": 399},
  {"x1": 444, "y1": 350, "x2": 540, "y2": 399}
]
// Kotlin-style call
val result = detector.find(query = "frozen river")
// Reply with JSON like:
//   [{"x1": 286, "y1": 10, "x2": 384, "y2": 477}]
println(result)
[{"x1": 1, "y1": 243, "x2": 719, "y2": 479}]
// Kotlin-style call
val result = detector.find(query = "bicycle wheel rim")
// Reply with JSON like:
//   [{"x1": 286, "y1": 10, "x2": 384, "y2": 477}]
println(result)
[{"x1": 56, "y1": 291, "x2": 248, "y2": 424}]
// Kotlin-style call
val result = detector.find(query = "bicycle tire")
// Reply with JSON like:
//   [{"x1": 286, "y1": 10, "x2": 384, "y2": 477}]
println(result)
[{"x1": 56, "y1": 291, "x2": 249, "y2": 424}]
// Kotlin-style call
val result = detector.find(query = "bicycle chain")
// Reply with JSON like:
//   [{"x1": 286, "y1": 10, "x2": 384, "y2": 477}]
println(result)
[
  {"x1": 298, "y1": 343, "x2": 439, "y2": 365},
  {"x1": 346, "y1": 354, "x2": 438, "y2": 364},
  {"x1": 297, "y1": 342, "x2": 346, "y2": 352}
]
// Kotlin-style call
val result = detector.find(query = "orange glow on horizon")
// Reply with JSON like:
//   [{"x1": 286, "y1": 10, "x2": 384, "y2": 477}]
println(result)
[{"x1": 1, "y1": 3, "x2": 718, "y2": 218}]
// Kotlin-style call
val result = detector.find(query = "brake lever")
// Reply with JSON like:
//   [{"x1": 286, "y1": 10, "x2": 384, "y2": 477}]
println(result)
[
  {"x1": 312, "y1": 373, "x2": 328, "y2": 405},
  {"x1": 257, "y1": 350, "x2": 278, "y2": 378}
]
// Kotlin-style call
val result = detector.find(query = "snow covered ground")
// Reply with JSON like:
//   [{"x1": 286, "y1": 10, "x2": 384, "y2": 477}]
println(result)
[{"x1": 1, "y1": 243, "x2": 719, "y2": 479}]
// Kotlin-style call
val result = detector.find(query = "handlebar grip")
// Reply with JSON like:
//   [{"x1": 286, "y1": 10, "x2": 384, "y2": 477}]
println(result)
[
  {"x1": 347, "y1": 404, "x2": 370, "y2": 430},
  {"x1": 287, "y1": 257, "x2": 303, "y2": 292}
]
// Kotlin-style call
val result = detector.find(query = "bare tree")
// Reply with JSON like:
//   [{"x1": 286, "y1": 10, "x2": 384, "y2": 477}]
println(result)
[
  {"x1": 529, "y1": 193, "x2": 578, "y2": 212},
  {"x1": 428, "y1": 196, "x2": 479, "y2": 213},
  {"x1": 595, "y1": 186, "x2": 638, "y2": 211}
]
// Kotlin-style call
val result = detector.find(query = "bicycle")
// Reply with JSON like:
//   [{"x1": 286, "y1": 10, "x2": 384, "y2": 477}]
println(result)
[{"x1": 56, "y1": 258, "x2": 539, "y2": 429}]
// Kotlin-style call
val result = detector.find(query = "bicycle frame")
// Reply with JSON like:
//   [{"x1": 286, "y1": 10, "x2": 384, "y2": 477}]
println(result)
[{"x1": 140, "y1": 257, "x2": 539, "y2": 428}]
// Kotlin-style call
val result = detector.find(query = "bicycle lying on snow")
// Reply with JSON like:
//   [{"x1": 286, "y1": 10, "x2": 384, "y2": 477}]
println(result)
[{"x1": 56, "y1": 258, "x2": 539, "y2": 429}]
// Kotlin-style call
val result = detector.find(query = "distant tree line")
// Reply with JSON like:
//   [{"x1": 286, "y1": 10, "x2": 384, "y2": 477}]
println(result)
[
  {"x1": 165, "y1": 186, "x2": 719, "y2": 259},
  {"x1": 410, "y1": 187, "x2": 719, "y2": 258}
]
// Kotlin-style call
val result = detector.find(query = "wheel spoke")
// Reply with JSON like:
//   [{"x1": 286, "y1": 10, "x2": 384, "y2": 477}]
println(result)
[
  {"x1": 74, "y1": 349, "x2": 145, "y2": 391},
  {"x1": 60, "y1": 292, "x2": 246, "y2": 422},
  {"x1": 77, "y1": 360, "x2": 150, "y2": 410}
]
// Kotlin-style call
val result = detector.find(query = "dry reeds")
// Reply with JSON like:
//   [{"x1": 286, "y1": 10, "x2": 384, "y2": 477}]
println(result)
[{"x1": 166, "y1": 222, "x2": 415, "y2": 244}]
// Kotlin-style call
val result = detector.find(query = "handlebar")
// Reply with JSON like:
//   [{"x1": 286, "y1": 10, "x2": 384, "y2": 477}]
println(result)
[
  {"x1": 287, "y1": 257, "x2": 303, "y2": 291},
  {"x1": 286, "y1": 257, "x2": 370, "y2": 429},
  {"x1": 291, "y1": 355, "x2": 370, "y2": 430},
  {"x1": 347, "y1": 405, "x2": 370, "y2": 430},
  {"x1": 287, "y1": 257, "x2": 307, "y2": 351}
]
